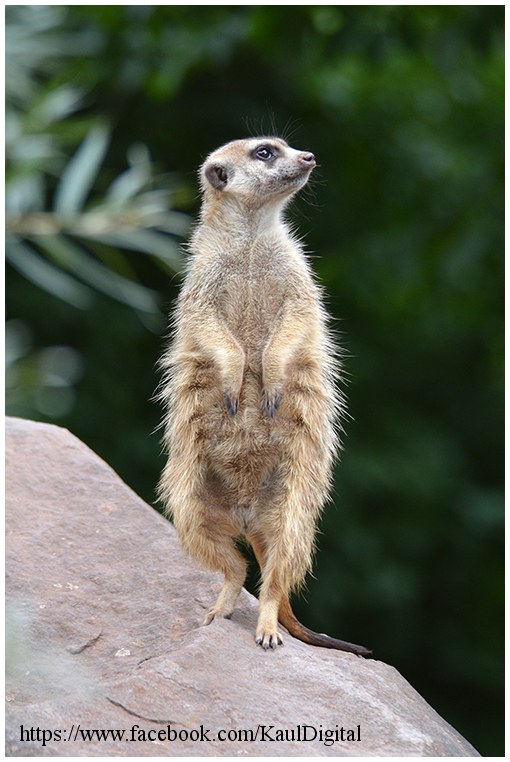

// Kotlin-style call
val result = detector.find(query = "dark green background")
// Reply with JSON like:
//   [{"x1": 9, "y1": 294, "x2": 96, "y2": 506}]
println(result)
[{"x1": 6, "y1": 6, "x2": 504, "y2": 755}]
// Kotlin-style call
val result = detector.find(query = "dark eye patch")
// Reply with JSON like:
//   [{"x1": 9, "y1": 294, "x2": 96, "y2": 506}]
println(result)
[{"x1": 252, "y1": 144, "x2": 279, "y2": 162}]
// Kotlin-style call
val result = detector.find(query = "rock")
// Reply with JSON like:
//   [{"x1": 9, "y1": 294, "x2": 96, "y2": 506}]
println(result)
[{"x1": 5, "y1": 416, "x2": 479, "y2": 757}]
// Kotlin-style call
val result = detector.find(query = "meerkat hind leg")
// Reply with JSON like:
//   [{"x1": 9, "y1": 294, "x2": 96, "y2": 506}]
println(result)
[
  {"x1": 201, "y1": 531, "x2": 247, "y2": 625},
  {"x1": 175, "y1": 494, "x2": 247, "y2": 626},
  {"x1": 249, "y1": 535, "x2": 284, "y2": 649}
]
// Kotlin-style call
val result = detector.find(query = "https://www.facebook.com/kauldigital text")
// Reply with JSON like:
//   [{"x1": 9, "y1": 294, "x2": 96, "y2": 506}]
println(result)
[{"x1": 19, "y1": 722, "x2": 363, "y2": 749}]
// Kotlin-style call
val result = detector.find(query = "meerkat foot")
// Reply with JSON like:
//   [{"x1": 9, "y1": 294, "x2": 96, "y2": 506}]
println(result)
[
  {"x1": 202, "y1": 607, "x2": 234, "y2": 626},
  {"x1": 256, "y1": 598, "x2": 283, "y2": 649},
  {"x1": 255, "y1": 630, "x2": 284, "y2": 650},
  {"x1": 203, "y1": 577, "x2": 245, "y2": 627}
]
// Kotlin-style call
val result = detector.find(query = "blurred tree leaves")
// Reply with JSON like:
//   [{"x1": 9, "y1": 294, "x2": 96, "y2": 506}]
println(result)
[
  {"x1": 5, "y1": 5, "x2": 504, "y2": 756},
  {"x1": 6, "y1": 4, "x2": 187, "y2": 318},
  {"x1": 6, "y1": 5, "x2": 188, "y2": 418}
]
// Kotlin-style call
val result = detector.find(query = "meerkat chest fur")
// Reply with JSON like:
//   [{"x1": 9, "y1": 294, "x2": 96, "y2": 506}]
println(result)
[
  {"x1": 189, "y1": 220, "x2": 313, "y2": 359},
  {"x1": 158, "y1": 137, "x2": 368, "y2": 655}
]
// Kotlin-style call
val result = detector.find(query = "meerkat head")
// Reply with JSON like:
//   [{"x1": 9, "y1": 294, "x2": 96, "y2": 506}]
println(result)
[{"x1": 200, "y1": 137, "x2": 316, "y2": 208}]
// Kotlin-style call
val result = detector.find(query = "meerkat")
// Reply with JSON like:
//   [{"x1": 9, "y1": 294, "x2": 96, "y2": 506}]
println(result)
[{"x1": 158, "y1": 136, "x2": 369, "y2": 656}]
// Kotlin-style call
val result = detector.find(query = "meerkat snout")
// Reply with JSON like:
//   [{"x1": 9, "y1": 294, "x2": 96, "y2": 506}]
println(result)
[{"x1": 298, "y1": 151, "x2": 316, "y2": 166}]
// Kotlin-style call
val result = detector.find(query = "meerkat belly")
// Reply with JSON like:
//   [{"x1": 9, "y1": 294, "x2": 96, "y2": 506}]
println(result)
[
  {"x1": 197, "y1": 287, "x2": 292, "y2": 508},
  {"x1": 202, "y1": 426, "x2": 290, "y2": 535},
  {"x1": 199, "y1": 391, "x2": 281, "y2": 467}
]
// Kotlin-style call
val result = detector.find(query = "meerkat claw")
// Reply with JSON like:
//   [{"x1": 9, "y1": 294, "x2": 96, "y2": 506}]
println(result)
[
  {"x1": 256, "y1": 632, "x2": 283, "y2": 650},
  {"x1": 264, "y1": 392, "x2": 282, "y2": 418},
  {"x1": 223, "y1": 394, "x2": 239, "y2": 416},
  {"x1": 202, "y1": 611, "x2": 215, "y2": 626}
]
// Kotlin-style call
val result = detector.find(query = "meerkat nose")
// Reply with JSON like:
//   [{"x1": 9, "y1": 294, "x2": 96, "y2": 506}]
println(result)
[{"x1": 299, "y1": 152, "x2": 316, "y2": 167}]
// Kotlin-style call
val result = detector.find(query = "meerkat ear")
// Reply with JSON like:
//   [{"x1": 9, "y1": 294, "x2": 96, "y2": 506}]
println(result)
[{"x1": 204, "y1": 163, "x2": 228, "y2": 190}]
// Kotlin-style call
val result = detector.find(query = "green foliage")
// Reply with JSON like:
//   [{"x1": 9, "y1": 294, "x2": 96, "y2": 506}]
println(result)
[
  {"x1": 6, "y1": 5, "x2": 189, "y2": 415},
  {"x1": 5, "y1": 6, "x2": 503, "y2": 755},
  {"x1": 5, "y1": 7, "x2": 188, "y2": 302}
]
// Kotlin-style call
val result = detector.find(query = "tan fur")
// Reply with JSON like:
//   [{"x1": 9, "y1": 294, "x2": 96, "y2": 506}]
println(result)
[{"x1": 158, "y1": 137, "x2": 369, "y2": 655}]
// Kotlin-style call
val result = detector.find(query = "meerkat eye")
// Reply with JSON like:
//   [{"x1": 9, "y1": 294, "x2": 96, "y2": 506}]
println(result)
[{"x1": 253, "y1": 145, "x2": 275, "y2": 162}]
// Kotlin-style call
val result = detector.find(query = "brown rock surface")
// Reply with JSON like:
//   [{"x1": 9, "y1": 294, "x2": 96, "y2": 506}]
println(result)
[{"x1": 5, "y1": 416, "x2": 479, "y2": 757}]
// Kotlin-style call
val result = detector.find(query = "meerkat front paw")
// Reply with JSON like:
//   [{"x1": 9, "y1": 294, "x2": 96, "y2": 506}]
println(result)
[
  {"x1": 223, "y1": 391, "x2": 239, "y2": 416},
  {"x1": 263, "y1": 388, "x2": 283, "y2": 418}
]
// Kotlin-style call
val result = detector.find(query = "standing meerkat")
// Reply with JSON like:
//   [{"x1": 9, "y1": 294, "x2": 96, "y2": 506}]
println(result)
[{"x1": 158, "y1": 136, "x2": 369, "y2": 655}]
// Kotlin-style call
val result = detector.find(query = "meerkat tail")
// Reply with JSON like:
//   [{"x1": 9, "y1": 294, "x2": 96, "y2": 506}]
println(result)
[{"x1": 278, "y1": 596, "x2": 371, "y2": 657}]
